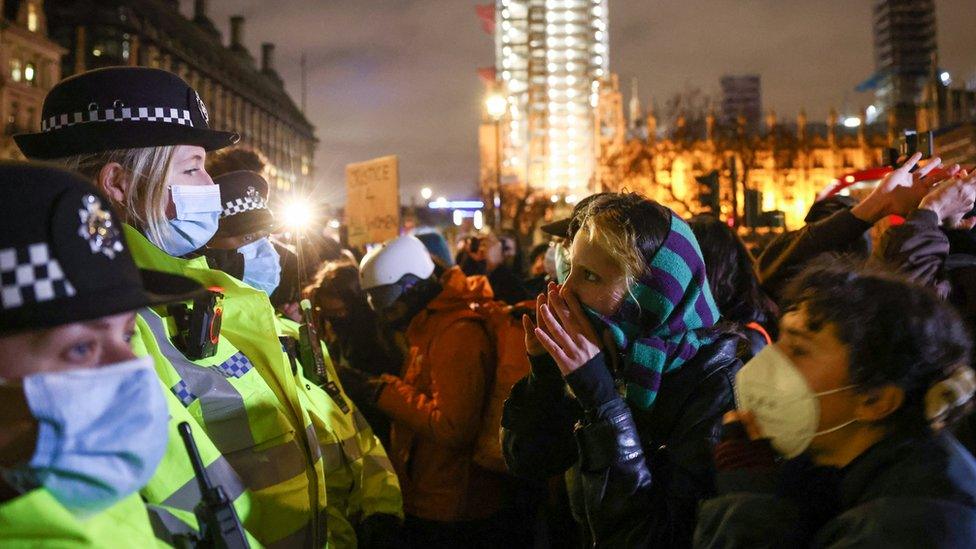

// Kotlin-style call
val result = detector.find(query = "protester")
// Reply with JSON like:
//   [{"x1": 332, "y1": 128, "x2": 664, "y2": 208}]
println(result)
[
  {"x1": 873, "y1": 167, "x2": 976, "y2": 454},
  {"x1": 756, "y1": 153, "x2": 948, "y2": 302},
  {"x1": 0, "y1": 164, "x2": 208, "y2": 544},
  {"x1": 209, "y1": 171, "x2": 405, "y2": 548},
  {"x1": 524, "y1": 242, "x2": 552, "y2": 297},
  {"x1": 502, "y1": 192, "x2": 742, "y2": 546},
  {"x1": 690, "y1": 214, "x2": 778, "y2": 357},
  {"x1": 359, "y1": 235, "x2": 505, "y2": 547},
  {"x1": 16, "y1": 66, "x2": 329, "y2": 546},
  {"x1": 416, "y1": 230, "x2": 455, "y2": 274},
  {"x1": 305, "y1": 260, "x2": 404, "y2": 447},
  {"x1": 457, "y1": 234, "x2": 528, "y2": 304},
  {"x1": 695, "y1": 261, "x2": 976, "y2": 547}
]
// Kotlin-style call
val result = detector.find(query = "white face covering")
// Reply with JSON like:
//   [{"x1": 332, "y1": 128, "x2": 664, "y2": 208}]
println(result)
[{"x1": 735, "y1": 344, "x2": 858, "y2": 458}]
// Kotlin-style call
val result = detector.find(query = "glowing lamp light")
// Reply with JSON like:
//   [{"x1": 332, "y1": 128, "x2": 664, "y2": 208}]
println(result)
[
  {"x1": 842, "y1": 116, "x2": 861, "y2": 128},
  {"x1": 550, "y1": 194, "x2": 561, "y2": 203},
  {"x1": 280, "y1": 200, "x2": 313, "y2": 230},
  {"x1": 473, "y1": 210, "x2": 485, "y2": 230},
  {"x1": 453, "y1": 210, "x2": 464, "y2": 227},
  {"x1": 420, "y1": 187, "x2": 433, "y2": 200},
  {"x1": 486, "y1": 93, "x2": 507, "y2": 120},
  {"x1": 327, "y1": 219, "x2": 341, "y2": 230},
  {"x1": 940, "y1": 71, "x2": 951, "y2": 86}
]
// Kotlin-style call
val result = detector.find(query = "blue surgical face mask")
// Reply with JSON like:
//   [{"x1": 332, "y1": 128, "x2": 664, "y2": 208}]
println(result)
[
  {"x1": 0, "y1": 356, "x2": 169, "y2": 517},
  {"x1": 239, "y1": 237, "x2": 282, "y2": 296},
  {"x1": 554, "y1": 242, "x2": 571, "y2": 284},
  {"x1": 148, "y1": 184, "x2": 222, "y2": 257}
]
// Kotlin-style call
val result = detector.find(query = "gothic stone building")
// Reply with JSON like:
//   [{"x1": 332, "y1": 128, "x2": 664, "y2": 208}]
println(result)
[{"x1": 595, "y1": 74, "x2": 892, "y2": 230}]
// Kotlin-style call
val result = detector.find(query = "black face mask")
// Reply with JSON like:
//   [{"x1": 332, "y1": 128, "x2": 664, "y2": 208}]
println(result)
[
  {"x1": 380, "y1": 279, "x2": 443, "y2": 331},
  {"x1": 202, "y1": 248, "x2": 245, "y2": 279},
  {"x1": 325, "y1": 315, "x2": 353, "y2": 337}
]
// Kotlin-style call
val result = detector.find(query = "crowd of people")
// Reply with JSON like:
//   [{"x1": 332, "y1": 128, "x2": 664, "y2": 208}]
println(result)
[{"x1": 3, "y1": 66, "x2": 976, "y2": 549}]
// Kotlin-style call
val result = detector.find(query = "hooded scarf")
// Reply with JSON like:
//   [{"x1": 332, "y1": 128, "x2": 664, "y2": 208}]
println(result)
[{"x1": 585, "y1": 213, "x2": 720, "y2": 409}]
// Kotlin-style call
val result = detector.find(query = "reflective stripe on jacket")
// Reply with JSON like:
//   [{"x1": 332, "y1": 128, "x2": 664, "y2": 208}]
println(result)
[
  {"x1": 126, "y1": 225, "x2": 328, "y2": 548},
  {"x1": 278, "y1": 317, "x2": 404, "y2": 548}
]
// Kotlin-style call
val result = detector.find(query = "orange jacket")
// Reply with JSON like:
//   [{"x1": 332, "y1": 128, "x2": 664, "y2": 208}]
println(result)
[{"x1": 377, "y1": 267, "x2": 504, "y2": 522}]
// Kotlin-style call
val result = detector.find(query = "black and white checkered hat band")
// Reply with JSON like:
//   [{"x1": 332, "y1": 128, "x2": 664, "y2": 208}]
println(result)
[
  {"x1": 41, "y1": 106, "x2": 194, "y2": 132},
  {"x1": 0, "y1": 242, "x2": 76, "y2": 309},
  {"x1": 222, "y1": 197, "x2": 267, "y2": 218}
]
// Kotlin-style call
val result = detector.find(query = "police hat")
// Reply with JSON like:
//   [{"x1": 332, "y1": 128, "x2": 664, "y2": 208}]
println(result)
[
  {"x1": 214, "y1": 170, "x2": 278, "y2": 238},
  {"x1": 15, "y1": 67, "x2": 239, "y2": 160},
  {"x1": 0, "y1": 162, "x2": 204, "y2": 335}
]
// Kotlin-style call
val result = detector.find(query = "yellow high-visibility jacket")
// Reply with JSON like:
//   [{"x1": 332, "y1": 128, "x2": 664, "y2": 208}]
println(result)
[
  {"x1": 127, "y1": 225, "x2": 328, "y2": 547},
  {"x1": 278, "y1": 318, "x2": 403, "y2": 548}
]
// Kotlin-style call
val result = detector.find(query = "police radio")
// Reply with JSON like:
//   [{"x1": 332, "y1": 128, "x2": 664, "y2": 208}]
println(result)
[
  {"x1": 298, "y1": 299, "x2": 350, "y2": 414},
  {"x1": 173, "y1": 422, "x2": 249, "y2": 549},
  {"x1": 169, "y1": 288, "x2": 224, "y2": 360}
]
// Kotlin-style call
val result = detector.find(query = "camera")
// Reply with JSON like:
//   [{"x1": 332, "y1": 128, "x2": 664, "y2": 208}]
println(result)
[{"x1": 168, "y1": 289, "x2": 224, "y2": 360}]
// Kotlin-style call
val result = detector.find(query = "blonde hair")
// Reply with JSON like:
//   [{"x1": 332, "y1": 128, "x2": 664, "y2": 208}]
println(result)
[
  {"x1": 577, "y1": 210, "x2": 645, "y2": 289},
  {"x1": 51, "y1": 146, "x2": 178, "y2": 245}
]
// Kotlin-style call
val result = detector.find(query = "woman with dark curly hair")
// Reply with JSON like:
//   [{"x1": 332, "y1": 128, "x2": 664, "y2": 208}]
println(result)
[
  {"x1": 696, "y1": 261, "x2": 976, "y2": 548},
  {"x1": 689, "y1": 214, "x2": 779, "y2": 358},
  {"x1": 305, "y1": 260, "x2": 403, "y2": 446}
]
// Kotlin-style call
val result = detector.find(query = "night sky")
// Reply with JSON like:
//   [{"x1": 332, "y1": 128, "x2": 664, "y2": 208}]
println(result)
[{"x1": 182, "y1": 1, "x2": 976, "y2": 206}]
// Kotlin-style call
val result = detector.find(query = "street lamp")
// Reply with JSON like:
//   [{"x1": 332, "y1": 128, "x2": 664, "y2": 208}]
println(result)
[
  {"x1": 420, "y1": 187, "x2": 433, "y2": 201},
  {"x1": 486, "y1": 93, "x2": 507, "y2": 229}
]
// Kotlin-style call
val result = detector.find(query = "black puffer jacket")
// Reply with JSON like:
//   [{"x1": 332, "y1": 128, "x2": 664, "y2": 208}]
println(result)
[
  {"x1": 694, "y1": 431, "x2": 976, "y2": 548},
  {"x1": 501, "y1": 333, "x2": 742, "y2": 547}
]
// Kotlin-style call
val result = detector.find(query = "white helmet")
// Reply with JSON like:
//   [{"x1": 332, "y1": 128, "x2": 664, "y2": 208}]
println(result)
[{"x1": 360, "y1": 235, "x2": 436, "y2": 309}]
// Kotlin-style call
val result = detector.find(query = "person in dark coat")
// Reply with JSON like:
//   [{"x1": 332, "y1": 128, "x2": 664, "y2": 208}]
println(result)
[
  {"x1": 690, "y1": 214, "x2": 779, "y2": 359},
  {"x1": 502, "y1": 193, "x2": 741, "y2": 547},
  {"x1": 695, "y1": 261, "x2": 976, "y2": 548},
  {"x1": 873, "y1": 168, "x2": 976, "y2": 454},
  {"x1": 756, "y1": 152, "x2": 947, "y2": 303}
]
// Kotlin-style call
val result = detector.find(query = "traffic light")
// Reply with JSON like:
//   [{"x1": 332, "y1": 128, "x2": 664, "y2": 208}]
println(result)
[{"x1": 696, "y1": 170, "x2": 720, "y2": 214}]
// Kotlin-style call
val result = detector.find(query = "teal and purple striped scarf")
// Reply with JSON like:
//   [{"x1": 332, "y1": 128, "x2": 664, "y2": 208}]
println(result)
[{"x1": 586, "y1": 213, "x2": 720, "y2": 410}]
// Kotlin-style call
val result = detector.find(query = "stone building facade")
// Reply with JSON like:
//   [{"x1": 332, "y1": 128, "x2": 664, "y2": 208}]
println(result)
[
  {"x1": 43, "y1": 0, "x2": 316, "y2": 193},
  {"x1": 595, "y1": 75, "x2": 892, "y2": 230},
  {"x1": 0, "y1": 0, "x2": 64, "y2": 159}
]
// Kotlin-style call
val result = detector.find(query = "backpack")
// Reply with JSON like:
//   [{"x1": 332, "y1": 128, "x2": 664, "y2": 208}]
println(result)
[{"x1": 469, "y1": 300, "x2": 534, "y2": 473}]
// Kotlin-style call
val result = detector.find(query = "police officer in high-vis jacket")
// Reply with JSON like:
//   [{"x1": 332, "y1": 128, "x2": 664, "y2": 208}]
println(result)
[
  {"x1": 208, "y1": 170, "x2": 404, "y2": 548},
  {"x1": 16, "y1": 67, "x2": 330, "y2": 547},
  {"x1": 0, "y1": 163, "x2": 206, "y2": 546}
]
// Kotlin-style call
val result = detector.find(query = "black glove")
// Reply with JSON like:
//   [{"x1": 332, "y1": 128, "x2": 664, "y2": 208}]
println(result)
[
  {"x1": 356, "y1": 513, "x2": 401, "y2": 549},
  {"x1": 336, "y1": 363, "x2": 386, "y2": 404}
]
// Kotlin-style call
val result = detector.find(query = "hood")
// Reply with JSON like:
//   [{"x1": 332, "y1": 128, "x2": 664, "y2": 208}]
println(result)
[{"x1": 427, "y1": 266, "x2": 494, "y2": 312}]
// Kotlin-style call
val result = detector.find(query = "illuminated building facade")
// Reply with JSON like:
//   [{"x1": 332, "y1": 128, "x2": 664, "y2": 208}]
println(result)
[
  {"x1": 44, "y1": 0, "x2": 316, "y2": 193},
  {"x1": 595, "y1": 75, "x2": 891, "y2": 230},
  {"x1": 494, "y1": 0, "x2": 609, "y2": 193},
  {"x1": 0, "y1": 0, "x2": 64, "y2": 159}
]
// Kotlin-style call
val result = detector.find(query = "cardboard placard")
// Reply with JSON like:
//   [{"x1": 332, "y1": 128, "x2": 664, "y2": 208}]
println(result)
[{"x1": 345, "y1": 155, "x2": 400, "y2": 247}]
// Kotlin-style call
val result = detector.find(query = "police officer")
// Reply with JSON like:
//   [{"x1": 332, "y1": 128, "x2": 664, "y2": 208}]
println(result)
[
  {"x1": 16, "y1": 67, "x2": 329, "y2": 547},
  {"x1": 0, "y1": 163, "x2": 202, "y2": 545},
  {"x1": 209, "y1": 169, "x2": 404, "y2": 549}
]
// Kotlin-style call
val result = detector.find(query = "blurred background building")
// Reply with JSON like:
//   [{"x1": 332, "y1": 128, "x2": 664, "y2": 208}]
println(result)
[
  {"x1": 42, "y1": 0, "x2": 316, "y2": 193},
  {"x1": 0, "y1": 0, "x2": 64, "y2": 159}
]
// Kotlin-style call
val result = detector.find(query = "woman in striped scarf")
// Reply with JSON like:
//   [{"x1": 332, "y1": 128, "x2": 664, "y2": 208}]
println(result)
[{"x1": 502, "y1": 192, "x2": 743, "y2": 548}]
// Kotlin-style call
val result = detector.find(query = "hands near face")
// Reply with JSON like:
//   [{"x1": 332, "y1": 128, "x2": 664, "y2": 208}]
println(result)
[{"x1": 522, "y1": 282, "x2": 602, "y2": 376}]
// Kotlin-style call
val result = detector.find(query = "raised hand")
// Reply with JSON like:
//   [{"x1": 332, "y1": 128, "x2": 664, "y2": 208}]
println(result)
[
  {"x1": 852, "y1": 153, "x2": 944, "y2": 223},
  {"x1": 919, "y1": 170, "x2": 976, "y2": 227}
]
